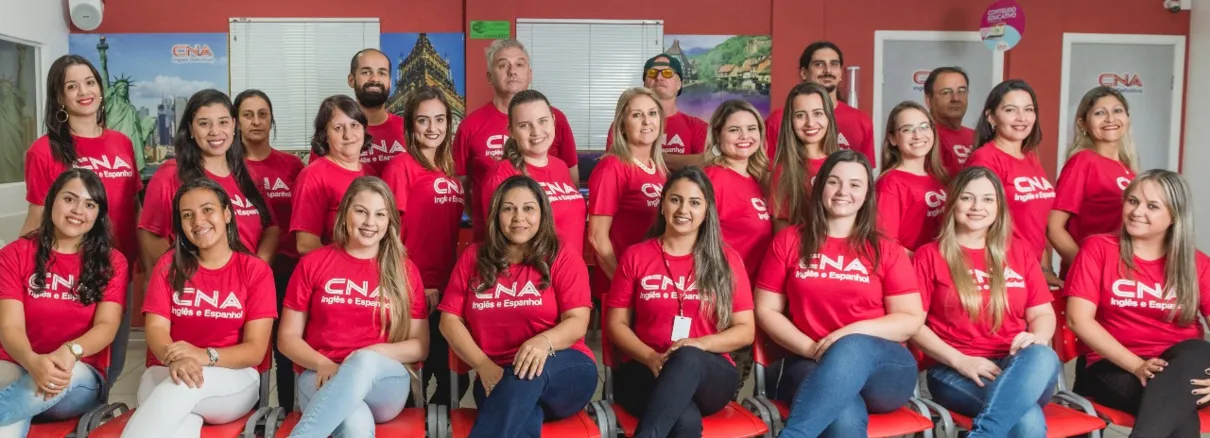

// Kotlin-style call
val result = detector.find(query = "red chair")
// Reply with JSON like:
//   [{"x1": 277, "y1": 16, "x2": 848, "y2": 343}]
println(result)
[
  {"x1": 264, "y1": 364, "x2": 439, "y2": 437},
  {"x1": 744, "y1": 330, "x2": 939, "y2": 438},
  {"x1": 87, "y1": 369, "x2": 274, "y2": 438},
  {"x1": 597, "y1": 318, "x2": 769, "y2": 437},
  {"x1": 443, "y1": 348, "x2": 608, "y2": 437}
]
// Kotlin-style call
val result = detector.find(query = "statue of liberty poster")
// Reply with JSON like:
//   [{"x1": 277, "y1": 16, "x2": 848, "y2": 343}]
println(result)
[{"x1": 69, "y1": 33, "x2": 228, "y2": 177}]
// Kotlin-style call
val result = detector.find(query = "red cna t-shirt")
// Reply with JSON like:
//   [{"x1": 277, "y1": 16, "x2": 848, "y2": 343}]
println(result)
[
  {"x1": 142, "y1": 251, "x2": 277, "y2": 370},
  {"x1": 24, "y1": 131, "x2": 142, "y2": 264},
  {"x1": 283, "y1": 244, "x2": 427, "y2": 374},
  {"x1": 914, "y1": 240, "x2": 1052, "y2": 359},
  {"x1": 453, "y1": 103, "x2": 579, "y2": 240},
  {"x1": 704, "y1": 165, "x2": 772, "y2": 282},
  {"x1": 605, "y1": 112, "x2": 708, "y2": 155},
  {"x1": 755, "y1": 227, "x2": 917, "y2": 340},
  {"x1": 1053, "y1": 150, "x2": 1136, "y2": 247},
  {"x1": 606, "y1": 239, "x2": 753, "y2": 364},
  {"x1": 381, "y1": 153, "x2": 465, "y2": 291},
  {"x1": 480, "y1": 158, "x2": 586, "y2": 256},
  {"x1": 362, "y1": 113, "x2": 407, "y2": 175},
  {"x1": 769, "y1": 159, "x2": 824, "y2": 221},
  {"x1": 764, "y1": 102, "x2": 876, "y2": 165},
  {"x1": 967, "y1": 144, "x2": 1055, "y2": 259},
  {"x1": 139, "y1": 160, "x2": 274, "y2": 254},
  {"x1": 246, "y1": 150, "x2": 306, "y2": 259},
  {"x1": 290, "y1": 157, "x2": 377, "y2": 245},
  {"x1": 1061, "y1": 234, "x2": 1210, "y2": 364},
  {"x1": 876, "y1": 169, "x2": 946, "y2": 251},
  {"x1": 936, "y1": 124, "x2": 975, "y2": 176},
  {"x1": 587, "y1": 155, "x2": 665, "y2": 294},
  {"x1": 438, "y1": 243, "x2": 595, "y2": 366},
  {"x1": 0, "y1": 238, "x2": 128, "y2": 374}
]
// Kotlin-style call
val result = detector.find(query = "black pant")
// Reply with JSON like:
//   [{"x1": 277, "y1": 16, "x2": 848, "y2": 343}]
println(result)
[
  {"x1": 422, "y1": 310, "x2": 469, "y2": 406},
  {"x1": 270, "y1": 255, "x2": 298, "y2": 410},
  {"x1": 613, "y1": 347, "x2": 739, "y2": 438},
  {"x1": 1074, "y1": 339, "x2": 1210, "y2": 438}
]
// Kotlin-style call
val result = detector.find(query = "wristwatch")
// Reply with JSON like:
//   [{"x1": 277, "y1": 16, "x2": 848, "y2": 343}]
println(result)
[
  {"x1": 206, "y1": 348, "x2": 219, "y2": 367},
  {"x1": 64, "y1": 342, "x2": 84, "y2": 360}
]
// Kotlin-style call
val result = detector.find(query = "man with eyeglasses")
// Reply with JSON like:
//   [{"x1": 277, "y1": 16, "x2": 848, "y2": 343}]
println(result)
[
  {"x1": 764, "y1": 41, "x2": 875, "y2": 166},
  {"x1": 606, "y1": 54, "x2": 707, "y2": 170},
  {"x1": 923, "y1": 66, "x2": 974, "y2": 175}
]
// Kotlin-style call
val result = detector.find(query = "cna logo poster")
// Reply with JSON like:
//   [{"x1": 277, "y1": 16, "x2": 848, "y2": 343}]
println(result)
[{"x1": 69, "y1": 33, "x2": 229, "y2": 175}]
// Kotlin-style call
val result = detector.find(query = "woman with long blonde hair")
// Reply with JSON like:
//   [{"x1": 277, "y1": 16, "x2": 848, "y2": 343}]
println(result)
[
  {"x1": 770, "y1": 82, "x2": 840, "y2": 232},
  {"x1": 278, "y1": 176, "x2": 429, "y2": 437},
  {"x1": 876, "y1": 101, "x2": 949, "y2": 253},
  {"x1": 1048, "y1": 86, "x2": 1139, "y2": 272},
  {"x1": 911, "y1": 166, "x2": 1059, "y2": 437},
  {"x1": 587, "y1": 87, "x2": 669, "y2": 298},
  {"x1": 1065, "y1": 170, "x2": 1210, "y2": 436}
]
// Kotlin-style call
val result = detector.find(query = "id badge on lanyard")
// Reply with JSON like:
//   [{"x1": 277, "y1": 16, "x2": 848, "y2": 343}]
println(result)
[{"x1": 661, "y1": 242, "x2": 694, "y2": 342}]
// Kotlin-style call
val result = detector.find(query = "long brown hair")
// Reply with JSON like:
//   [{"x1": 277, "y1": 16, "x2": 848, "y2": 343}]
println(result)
[
  {"x1": 937, "y1": 166, "x2": 1012, "y2": 332},
  {"x1": 501, "y1": 90, "x2": 553, "y2": 176},
  {"x1": 474, "y1": 176, "x2": 560, "y2": 293},
  {"x1": 773, "y1": 82, "x2": 839, "y2": 226},
  {"x1": 169, "y1": 179, "x2": 248, "y2": 295},
  {"x1": 332, "y1": 177, "x2": 413, "y2": 343},
  {"x1": 44, "y1": 55, "x2": 107, "y2": 167},
  {"x1": 973, "y1": 79, "x2": 1043, "y2": 154},
  {"x1": 1067, "y1": 86, "x2": 1139, "y2": 172},
  {"x1": 799, "y1": 149, "x2": 880, "y2": 266},
  {"x1": 702, "y1": 100, "x2": 770, "y2": 188},
  {"x1": 403, "y1": 87, "x2": 456, "y2": 176},
  {"x1": 1119, "y1": 170, "x2": 1198, "y2": 325},
  {"x1": 880, "y1": 101, "x2": 948, "y2": 183},
  {"x1": 607, "y1": 87, "x2": 668, "y2": 175}
]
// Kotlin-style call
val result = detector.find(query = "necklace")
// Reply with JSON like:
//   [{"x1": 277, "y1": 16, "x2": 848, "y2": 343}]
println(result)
[{"x1": 634, "y1": 158, "x2": 657, "y2": 174}]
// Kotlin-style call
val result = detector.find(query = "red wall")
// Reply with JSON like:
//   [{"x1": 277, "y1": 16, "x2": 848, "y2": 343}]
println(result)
[{"x1": 80, "y1": 0, "x2": 1190, "y2": 172}]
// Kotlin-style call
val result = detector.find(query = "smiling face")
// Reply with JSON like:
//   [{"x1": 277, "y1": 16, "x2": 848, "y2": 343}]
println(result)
[
  {"x1": 1082, "y1": 95, "x2": 1130, "y2": 144},
  {"x1": 350, "y1": 51, "x2": 391, "y2": 107},
  {"x1": 953, "y1": 177, "x2": 999, "y2": 234},
  {"x1": 509, "y1": 100, "x2": 555, "y2": 157},
  {"x1": 820, "y1": 161, "x2": 868, "y2": 219},
  {"x1": 792, "y1": 92, "x2": 829, "y2": 146},
  {"x1": 412, "y1": 98, "x2": 448, "y2": 150},
  {"x1": 343, "y1": 189, "x2": 390, "y2": 251},
  {"x1": 661, "y1": 178, "x2": 707, "y2": 237},
  {"x1": 326, "y1": 108, "x2": 366, "y2": 160},
  {"x1": 491, "y1": 47, "x2": 532, "y2": 96},
  {"x1": 50, "y1": 177, "x2": 99, "y2": 243},
  {"x1": 988, "y1": 90, "x2": 1037, "y2": 144},
  {"x1": 719, "y1": 110, "x2": 761, "y2": 161},
  {"x1": 891, "y1": 108, "x2": 935, "y2": 160},
  {"x1": 623, "y1": 94, "x2": 661, "y2": 147},
  {"x1": 237, "y1": 95, "x2": 272, "y2": 144},
  {"x1": 1123, "y1": 180, "x2": 1173, "y2": 242},
  {"x1": 62, "y1": 64, "x2": 102, "y2": 119},
  {"x1": 801, "y1": 48, "x2": 842, "y2": 92},
  {"x1": 498, "y1": 186, "x2": 542, "y2": 246},
  {"x1": 178, "y1": 188, "x2": 232, "y2": 251},
  {"x1": 191, "y1": 104, "x2": 236, "y2": 158}
]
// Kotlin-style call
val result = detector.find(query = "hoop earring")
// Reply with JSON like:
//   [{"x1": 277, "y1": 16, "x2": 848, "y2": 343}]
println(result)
[{"x1": 56, "y1": 106, "x2": 69, "y2": 123}]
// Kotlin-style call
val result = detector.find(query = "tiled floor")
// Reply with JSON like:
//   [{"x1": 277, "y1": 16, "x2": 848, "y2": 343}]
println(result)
[{"x1": 107, "y1": 330, "x2": 1206, "y2": 437}]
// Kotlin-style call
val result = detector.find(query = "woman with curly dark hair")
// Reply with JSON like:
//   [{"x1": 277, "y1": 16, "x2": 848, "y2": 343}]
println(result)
[{"x1": 0, "y1": 169, "x2": 127, "y2": 435}]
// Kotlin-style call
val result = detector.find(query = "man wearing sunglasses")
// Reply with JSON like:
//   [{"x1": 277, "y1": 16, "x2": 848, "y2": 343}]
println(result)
[
  {"x1": 764, "y1": 41, "x2": 875, "y2": 168},
  {"x1": 923, "y1": 66, "x2": 974, "y2": 175},
  {"x1": 606, "y1": 54, "x2": 707, "y2": 170}
]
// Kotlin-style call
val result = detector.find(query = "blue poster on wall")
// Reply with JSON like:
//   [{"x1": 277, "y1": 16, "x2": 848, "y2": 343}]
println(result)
[
  {"x1": 69, "y1": 33, "x2": 228, "y2": 174},
  {"x1": 380, "y1": 32, "x2": 467, "y2": 131}
]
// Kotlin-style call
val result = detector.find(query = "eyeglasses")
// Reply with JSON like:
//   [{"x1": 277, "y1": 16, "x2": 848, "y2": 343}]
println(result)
[
  {"x1": 937, "y1": 88, "x2": 969, "y2": 98},
  {"x1": 646, "y1": 68, "x2": 676, "y2": 79},
  {"x1": 896, "y1": 122, "x2": 933, "y2": 136}
]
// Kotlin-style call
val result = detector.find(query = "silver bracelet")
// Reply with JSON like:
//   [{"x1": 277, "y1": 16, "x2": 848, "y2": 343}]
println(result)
[{"x1": 540, "y1": 334, "x2": 555, "y2": 357}]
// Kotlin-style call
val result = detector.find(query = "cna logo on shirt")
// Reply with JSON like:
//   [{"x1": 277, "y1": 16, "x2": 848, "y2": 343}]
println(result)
[
  {"x1": 638, "y1": 274, "x2": 700, "y2": 302},
  {"x1": 925, "y1": 190, "x2": 947, "y2": 217},
  {"x1": 75, "y1": 155, "x2": 135, "y2": 179},
  {"x1": 261, "y1": 177, "x2": 292, "y2": 200},
  {"x1": 1099, "y1": 73, "x2": 1144, "y2": 94},
  {"x1": 1116, "y1": 176, "x2": 1132, "y2": 191},
  {"x1": 952, "y1": 144, "x2": 972, "y2": 162},
  {"x1": 662, "y1": 134, "x2": 687, "y2": 154},
  {"x1": 837, "y1": 133, "x2": 851, "y2": 147},
  {"x1": 795, "y1": 254, "x2": 870, "y2": 283},
  {"x1": 751, "y1": 198, "x2": 770, "y2": 221},
  {"x1": 25, "y1": 273, "x2": 81, "y2": 301},
  {"x1": 362, "y1": 140, "x2": 406, "y2": 164},
  {"x1": 1011, "y1": 177, "x2": 1056, "y2": 202},
  {"x1": 540, "y1": 181, "x2": 584, "y2": 203},
  {"x1": 472, "y1": 280, "x2": 544, "y2": 310},
  {"x1": 322, "y1": 278, "x2": 389, "y2": 309},
  {"x1": 172, "y1": 288, "x2": 244, "y2": 319},
  {"x1": 1109, "y1": 279, "x2": 1175, "y2": 311},
  {"x1": 433, "y1": 178, "x2": 465, "y2": 205},
  {"x1": 970, "y1": 267, "x2": 1026, "y2": 290},
  {"x1": 485, "y1": 135, "x2": 507, "y2": 158},
  {"x1": 641, "y1": 183, "x2": 664, "y2": 207},
  {"x1": 229, "y1": 194, "x2": 261, "y2": 217}
]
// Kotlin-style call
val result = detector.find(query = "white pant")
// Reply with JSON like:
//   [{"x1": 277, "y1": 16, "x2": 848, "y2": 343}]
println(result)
[{"x1": 120, "y1": 366, "x2": 259, "y2": 438}]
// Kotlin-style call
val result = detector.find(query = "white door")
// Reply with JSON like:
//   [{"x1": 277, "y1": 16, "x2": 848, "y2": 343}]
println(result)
[
  {"x1": 1059, "y1": 34, "x2": 1185, "y2": 172},
  {"x1": 874, "y1": 31, "x2": 1004, "y2": 168}
]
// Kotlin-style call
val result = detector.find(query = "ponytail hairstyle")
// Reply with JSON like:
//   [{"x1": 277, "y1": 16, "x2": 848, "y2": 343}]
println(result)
[
  {"x1": 880, "y1": 101, "x2": 948, "y2": 183},
  {"x1": 1068, "y1": 86, "x2": 1139, "y2": 172},
  {"x1": 773, "y1": 82, "x2": 839, "y2": 226},
  {"x1": 1119, "y1": 170, "x2": 1199, "y2": 325},
  {"x1": 24, "y1": 168, "x2": 114, "y2": 306},
  {"x1": 475, "y1": 176, "x2": 560, "y2": 293},
  {"x1": 168, "y1": 179, "x2": 248, "y2": 295},
  {"x1": 333, "y1": 176, "x2": 413, "y2": 342},
  {"x1": 174, "y1": 89, "x2": 272, "y2": 230},
  {"x1": 702, "y1": 99, "x2": 771, "y2": 188},
  {"x1": 402, "y1": 87, "x2": 456, "y2": 176},
  {"x1": 973, "y1": 79, "x2": 1043, "y2": 154},
  {"x1": 606, "y1": 87, "x2": 668, "y2": 175},
  {"x1": 501, "y1": 90, "x2": 554, "y2": 176},
  {"x1": 937, "y1": 166, "x2": 1012, "y2": 332},
  {"x1": 799, "y1": 149, "x2": 880, "y2": 266},
  {"x1": 44, "y1": 55, "x2": 107, "y2": 166},
  {"x1": 645, "y1": 167, "x2": 735, "y2": 331}
]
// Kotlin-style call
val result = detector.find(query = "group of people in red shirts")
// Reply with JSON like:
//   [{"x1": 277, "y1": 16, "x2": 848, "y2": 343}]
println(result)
[{"x1": 1, "y1": 36, "x2": 1208, "y2": 438}]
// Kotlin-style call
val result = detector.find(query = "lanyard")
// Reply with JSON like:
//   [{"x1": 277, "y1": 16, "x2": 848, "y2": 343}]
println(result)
[{"x1": 658, "y1": 240, "x2": 695, "y2": 317}]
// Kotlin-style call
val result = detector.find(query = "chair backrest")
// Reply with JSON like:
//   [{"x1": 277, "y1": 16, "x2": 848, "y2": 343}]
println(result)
[
  {"x1": 751, "y1": 329, "x2": 786, "y2": 368},
  {"x1": 1051, "y1": 295, "x2": 1081, "y2": 363}
]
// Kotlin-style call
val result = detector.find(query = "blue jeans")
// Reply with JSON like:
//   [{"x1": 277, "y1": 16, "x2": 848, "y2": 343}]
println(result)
[
  {"x1": 777, "y1": 334, "x2": 917, "y2": 438},
  {"x1": 927, "y1": 345, "x2": 1059, "y2": 438},
  {"x1": 291, "y1": 350, "x2": 412, "y2": 438},
  {"x1": 469, "y1": 349, "x2": 597, "y2": 438},
  {"x1": 0, "y1": 360, "x2": 103, "y2": 438}
]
